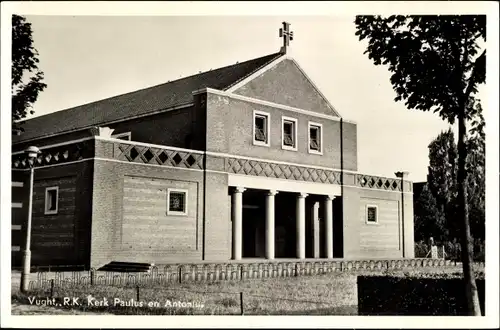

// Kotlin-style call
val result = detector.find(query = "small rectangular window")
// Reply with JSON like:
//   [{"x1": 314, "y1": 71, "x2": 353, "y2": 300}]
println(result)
[
  {"x1": 366, "y1": 205, "x2": 378, "y2": 224},
  {"x1": 282, "y1": 116, "x2": 297, "y2": 151},
  {"x1": 44, "y1": 186, "x2": 59, "y2": 215},
  {"x1": 253, "y1": 111, "x2": 270, "y2": 146},
  {"x1": 167, "y1": 188, "x2": 188, "y2": 216},
  {"x1": 308, "y1": 122, "x2": 323, "y2": 154}
]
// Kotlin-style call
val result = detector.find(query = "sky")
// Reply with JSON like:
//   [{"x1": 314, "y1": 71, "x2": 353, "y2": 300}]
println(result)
[
  {"x1": 9, "y1": 10, "x2": 490, "y2": 182},
  {"x1": 1, "y1": 3, "x2": 499, "y2": 329}
]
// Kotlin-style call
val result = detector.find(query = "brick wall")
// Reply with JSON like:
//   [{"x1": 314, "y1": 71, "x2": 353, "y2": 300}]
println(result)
[
  {"x1": 90, "y1": 158, "x2": 205, "y2": 268},
  {"x1": 110, "y1": 107, "x2": 197, "y2": 149},
  {"x1": 11, "y1": 171, "x2": 29, "y2": 267},
  {"x1": 13, "y1": 105, "x2": 204, "y2": 153},
  {"x1": 206, "y1": 92, "x2": 357, "y2": 171},
  {"x1": 203, "y1": 172, "x2": 230, "y2": 261},
  {"x1": 233, "y1": 59, "x2": 339, "y2": 117},
  {"x1": 11, "y1": 161, "x2": 94, "y2": 267},
  {"x1": 122, "y1": 176, "x2": 199, "y2": 251},
  {"x1": 342, "y1": 186, "x2": 414, "y2": 259}
]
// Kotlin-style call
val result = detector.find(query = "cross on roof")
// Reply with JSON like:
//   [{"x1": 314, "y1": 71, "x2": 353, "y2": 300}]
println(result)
[{"x1": 279, "y1": 21, "x2": 293, "y2": 54}]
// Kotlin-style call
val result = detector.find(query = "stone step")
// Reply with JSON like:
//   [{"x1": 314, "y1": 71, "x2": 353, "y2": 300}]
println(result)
[{"x1": 98, "y1": 261, "x2": 154, "y2": 273}]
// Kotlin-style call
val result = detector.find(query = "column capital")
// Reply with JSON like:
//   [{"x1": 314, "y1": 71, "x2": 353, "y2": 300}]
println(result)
[
  {"x1": 234, "y1": 186, "x2": 246, "y2": 194},
  {"x1": 267, "y1": 190, "x2": 278, "y2": 196},
  {"x1": 325, "y1": 195, "x2": 335, "y2": 201},
  {"x1": 298, "y1": 192, "x2": 308, "y2": 198}
]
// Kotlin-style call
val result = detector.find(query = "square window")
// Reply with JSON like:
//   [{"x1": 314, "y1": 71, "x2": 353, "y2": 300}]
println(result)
[
  {"x1": 366, "y1": 205, "x2": 378, "y2": 224},
  {"x1": 167, "y1": 189, "x2": 188, "y2": 216},
  {"x1": 282, "y1": 117, "x2": 297, "y2": 150},
  {"x1": 308, "y1": 122, "x2": 323, "y2": 154},
  {"x1": 44, "y1": 187, "x2": 59, "y2": 215},
  {"x1": 253, "y1": 111, "x2": 270, "y2": 146}
]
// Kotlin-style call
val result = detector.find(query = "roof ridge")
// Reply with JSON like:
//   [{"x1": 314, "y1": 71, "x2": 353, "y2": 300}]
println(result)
[
  {"x1": 21, "y1": 52, "x2": 283, "y2": 124},
  {"x1": 144, "y1": 51, "x2": 282, "y2": 87},
  {"x1": 14, "y1": 51, "x2": 285, "y2": 144},
  {"x1": 223, "y1": 52, "x2": 284, "y2": 91}
]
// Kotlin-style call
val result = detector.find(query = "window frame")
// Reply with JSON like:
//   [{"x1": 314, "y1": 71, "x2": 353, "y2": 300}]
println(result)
[
  {"x1": 44, "y1": 186, "x2": 59, "y2": 215},
  {"x1": 253, "y1": 110, "x2": 271, "y2": 147},
  {"x1": 308, "y1": 121, "x2": 323, "y2": 155},
  {"x1": 167, "y1": 188, "x2": 189, "y2": 216},
  {"x1": 281, "y1": 116, "x2": 298, "y2": 151},
  {"x1": 365, "y1": 204, "x2": 379, "y2": 225},
  {"x1": 112, "y1": 132, "x2": 132, "y2": 141}
]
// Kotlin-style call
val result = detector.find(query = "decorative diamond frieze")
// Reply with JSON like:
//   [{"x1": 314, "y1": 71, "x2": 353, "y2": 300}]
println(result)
[
  {"x1": 114, "y1": 143, "x2": 204, "y2": 170},
  {"x1": 356, "y1": 174, "x2": 402, "y2": 191},
  {"x1": 12, "y1": 140, "x2": 94, "y2": 169},
  {"x1": 225, "y1": 158, "x2": 342, "y2": 185}
]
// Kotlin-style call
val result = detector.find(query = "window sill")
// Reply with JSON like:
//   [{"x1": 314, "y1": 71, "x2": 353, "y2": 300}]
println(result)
[
  {"x1": 167, "y1": 211, "x2": 188, "y2": 216},
  {"x1": 44, "y1": 211, "x2": 58, "y2": 215},
  {"x1": 365, "y1": 221, "x2": 379, "y2": 226},
  {"x1": 308, "y1": 149, "x2": 323, "y2": 155},
  {"x1": 282, "y1": 145, "x2": 298, "y2": 151},
  {"x1": 253, "y1": 140, "x2": 270, "y2": 147}
]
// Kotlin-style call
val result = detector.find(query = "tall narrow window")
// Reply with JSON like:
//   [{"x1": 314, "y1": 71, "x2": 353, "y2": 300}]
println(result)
[
  {"x1": 253, "y1": 110, "x2": 270, "y2": 146},
  {"x1": 44, "y1": 186, "x2": 59, "y2": 215},
  {"x1": 282, "y1": 116, "x2": 297, "y2": 151},
  {"x1": 366, "y1": 205, "x2": 378, "y2": 224},
  {"x1": 308, "y1": 122, "x2": 323, "y2": 154}
]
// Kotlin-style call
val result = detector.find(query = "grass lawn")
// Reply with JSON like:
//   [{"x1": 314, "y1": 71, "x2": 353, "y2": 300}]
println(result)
[{"x1": 11, "y1": 265, "x2": 476, "y2": 315}]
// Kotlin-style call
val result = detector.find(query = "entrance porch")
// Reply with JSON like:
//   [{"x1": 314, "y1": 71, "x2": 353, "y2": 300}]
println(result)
[{"x1": 229, "y1": 182, "x2": 343, "y2": 260}]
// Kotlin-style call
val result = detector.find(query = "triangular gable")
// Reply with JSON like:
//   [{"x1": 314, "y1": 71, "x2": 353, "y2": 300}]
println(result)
[{"x1": 227, "y1": 56, "x2": 341, "y2": 117}]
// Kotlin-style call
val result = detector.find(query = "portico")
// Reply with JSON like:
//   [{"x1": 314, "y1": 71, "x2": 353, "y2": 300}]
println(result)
[{"x1": 229, "y1": 174, "x2": 341, "y2": 260}]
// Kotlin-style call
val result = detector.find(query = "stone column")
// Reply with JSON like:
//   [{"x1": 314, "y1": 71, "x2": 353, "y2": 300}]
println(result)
[
  {"x1": 296, "y1": 192, "x2": 308, "y2": 259},
  {"x1": 266, "y1": 190, "x2": 278, "y2": 260},
  {"x1": 325, "y1": 195, "x2": 334, "y2": 259},
  {"x1": 232, "y1": 187, "x2": 245, "y2": 260},
  {"x1": 312, "y1": 201, "x2": 320, "y2": 258}
]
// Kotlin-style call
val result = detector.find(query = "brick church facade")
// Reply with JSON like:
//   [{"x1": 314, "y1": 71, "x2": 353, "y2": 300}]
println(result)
[{"x1": 12, "y1": 30, "x2": 414, "y2": 269}]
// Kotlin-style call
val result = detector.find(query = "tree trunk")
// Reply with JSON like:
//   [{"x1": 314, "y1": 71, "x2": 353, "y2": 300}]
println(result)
[{"x1": 457, "y1": 108, "x2": 482, "y2": 316}]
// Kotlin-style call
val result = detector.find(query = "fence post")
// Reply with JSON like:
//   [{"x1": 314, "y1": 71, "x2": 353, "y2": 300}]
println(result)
[
  {"x1": 136, "y1": 285, "x2": 140, "y2": 301},
  {"x1": 240, "y1": 292, "x2": 244, "y2": 315},
  {"x1": 50, "y1": 279, "x2": 54, "y2": 299},
  {"x1": 90, "y1": 269, "x2": 95, "y2": 286},
  {"x1": 294, "y1": 263, "x2": 299, "y2": 277},
  {"x1": 178, "y1": 267, "x2": 182, "y2": 284}
]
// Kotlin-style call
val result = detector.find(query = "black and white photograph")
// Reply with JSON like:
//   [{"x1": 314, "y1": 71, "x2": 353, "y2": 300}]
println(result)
[{"x1": 1, "y1": 1, "x2": 498, "y2": 328}]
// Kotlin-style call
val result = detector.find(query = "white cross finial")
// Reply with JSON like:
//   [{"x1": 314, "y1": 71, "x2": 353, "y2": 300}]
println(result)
[{"x1": 279, "y1": 21, "x2": 293, "y2": 54}]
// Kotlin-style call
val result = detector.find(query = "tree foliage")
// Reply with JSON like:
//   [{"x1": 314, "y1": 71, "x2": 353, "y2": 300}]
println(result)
[
  {"x1": 466, "y1": 105, "x2": 485, "y2": 241},
  {"x1": 414, "y1": 183, "x2": 447, "y2": 242},
  {"x1": 416, "y1": 124, "x2": 485, "y2": 243},
  {"x1": 426, "y1": 128, "x2": 459, "y2": 240},
  {"x1": 355, "y1": 14, "x2": 486, "y2": 315},
  {"x1": 12, "y1": 14, "x2": 47, "y2": 135},
  {"x1": 355, "y1": 15, "x2": 485, "y2": 122}
]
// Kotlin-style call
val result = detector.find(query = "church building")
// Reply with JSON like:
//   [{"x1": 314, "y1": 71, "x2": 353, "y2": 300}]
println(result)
[{"x1": 11, "y1": 23, "x2": 414, "y2": 269}]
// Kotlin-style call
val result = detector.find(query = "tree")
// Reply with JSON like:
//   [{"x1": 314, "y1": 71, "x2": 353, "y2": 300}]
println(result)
[
  {"x1": 466, "y1": 104, "x2": 485, "y2": 244},
  {"x1": 419, "y1": 124, "x2": 485, "y2": 247},
  {"x1": 414, "y1": 183, "x2": 447, "y2": 242},
  {"x1": 426, "y1": 128, "x2": 459, "y2": 240},
  {"x1": 12, "y1": 14, "x2": 47, "y2": 135},
  {"x1": 355, "y1": 15, "x2": 485, "y2": 315}
]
